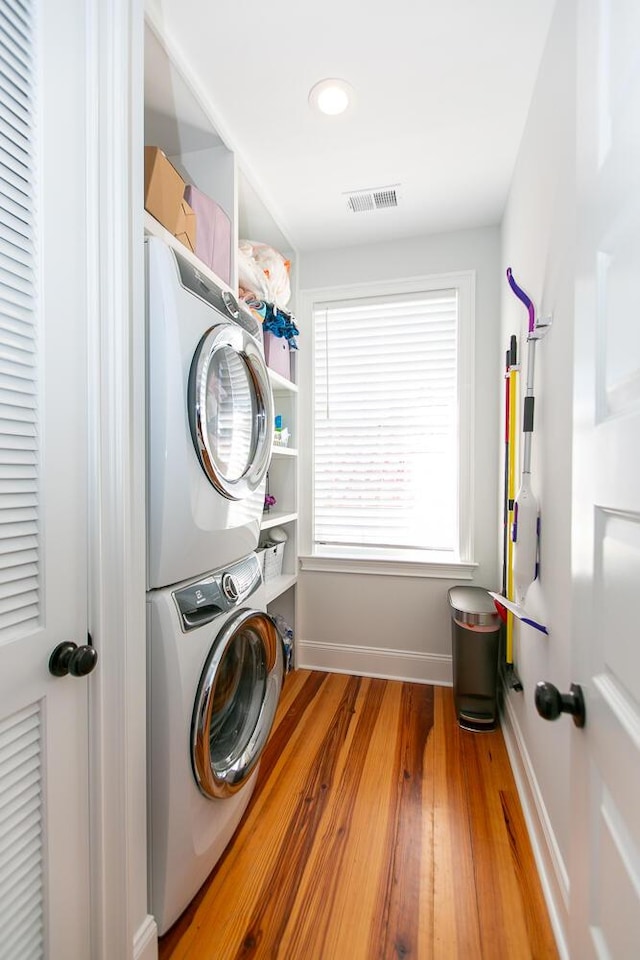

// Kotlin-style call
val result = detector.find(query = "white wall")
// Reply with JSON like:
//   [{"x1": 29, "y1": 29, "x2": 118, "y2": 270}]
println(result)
[
  {"x1": 297, "y1": 226, "x2": 501, "y2": 682},
  {"x1": 499, "y1": 1, "x2": 575, "y2": 952}
]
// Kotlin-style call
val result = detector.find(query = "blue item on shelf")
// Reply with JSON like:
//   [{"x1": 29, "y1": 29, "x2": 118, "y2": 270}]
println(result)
[{"x1": 244, "y1": 296, "x2": 299, "y2": 349}]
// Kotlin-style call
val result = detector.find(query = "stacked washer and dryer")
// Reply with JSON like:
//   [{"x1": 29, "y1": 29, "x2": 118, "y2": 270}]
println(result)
[{"x1": 145, "y1": 236, "x2": 284, "y2": 935}]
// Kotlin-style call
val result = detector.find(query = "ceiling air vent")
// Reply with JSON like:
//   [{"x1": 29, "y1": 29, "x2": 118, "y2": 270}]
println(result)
[{"x1": 345, "y1": 184, "x2": 400, "y2": 213}]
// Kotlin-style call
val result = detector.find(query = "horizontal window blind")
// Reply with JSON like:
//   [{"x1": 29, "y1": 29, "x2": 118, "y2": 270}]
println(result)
[{"x1": 313, "y1": 290, "x2": 458, "y2": 555}]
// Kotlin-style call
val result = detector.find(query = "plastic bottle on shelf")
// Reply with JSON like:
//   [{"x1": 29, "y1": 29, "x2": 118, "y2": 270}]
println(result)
[{"x1": 273, "y1": 414, "x2": 289, "y2": 447}]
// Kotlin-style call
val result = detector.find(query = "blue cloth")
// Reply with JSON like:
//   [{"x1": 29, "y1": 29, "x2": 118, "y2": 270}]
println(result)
[{"x1": 245, "y1": 297, "x2": 299, "y2": 349}]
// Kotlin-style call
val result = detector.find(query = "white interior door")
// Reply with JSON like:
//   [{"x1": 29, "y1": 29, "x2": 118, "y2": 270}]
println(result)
[
  {"x1": 0, "y1": 1, "x2": 92, "y2": 957},
  {"x1": 570, "y1": 0, "x2": 640, "y2": 956}
]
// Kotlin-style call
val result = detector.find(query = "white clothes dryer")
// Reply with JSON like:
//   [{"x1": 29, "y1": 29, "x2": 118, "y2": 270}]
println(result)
[
  {"x1": 147, "y1": 552, "x2": 284, "y2": 935},
  {"x1": 146, "y1": 236, "x2": 274, "y2": 590}
]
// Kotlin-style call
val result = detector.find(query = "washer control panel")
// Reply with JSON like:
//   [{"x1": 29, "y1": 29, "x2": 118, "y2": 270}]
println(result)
[
  {"x1": 173, "y1": 553, "x2": 262, "y2": 632},
  {"x1": 221, "y1": 572, "x2": 239, "y2": 602}
]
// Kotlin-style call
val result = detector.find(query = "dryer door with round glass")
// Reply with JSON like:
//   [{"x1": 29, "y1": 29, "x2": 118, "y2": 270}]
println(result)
[
  {"x1": 192, "y1": 607, "x2": 284, "y2": 799},
  {"x1": 189, "y1": 323, "x2": 274, "y2": 501}
]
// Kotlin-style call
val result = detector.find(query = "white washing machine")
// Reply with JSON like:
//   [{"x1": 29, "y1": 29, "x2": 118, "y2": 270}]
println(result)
[
  {"x1": 147, "y1": 552, "x2": 284, "y2": 935},
  {"x1": 146, "y1": 236, "x2": 274, "y2": 590}
]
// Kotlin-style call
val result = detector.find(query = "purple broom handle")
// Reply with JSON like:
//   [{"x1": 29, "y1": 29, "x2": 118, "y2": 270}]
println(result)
[{"x1": 506, "y1": 267, "x2": 535, "y2": 334}]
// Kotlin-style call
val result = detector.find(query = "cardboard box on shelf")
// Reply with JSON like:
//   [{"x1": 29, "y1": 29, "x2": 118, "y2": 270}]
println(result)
[
  {"x1": 144, "y1": 146, "x2": 191, "y2": 239},
  {"x1": 264, "y1": 331, "x2": 290, "y2": 380},
  {"x1": 184, "y1": 184, "x2": 231, "y2": 284},
  {"x1": 174, "y1": 198, "x2": 196, "y2": 253}
]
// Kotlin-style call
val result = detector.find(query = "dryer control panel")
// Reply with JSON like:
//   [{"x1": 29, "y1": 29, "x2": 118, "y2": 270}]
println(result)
[
  {"x1": 172, "y1": 553, "x2": 262, "y2": 631},
  {"x1": 172, "y1": 248, "x2": 262, "y2": 342}
]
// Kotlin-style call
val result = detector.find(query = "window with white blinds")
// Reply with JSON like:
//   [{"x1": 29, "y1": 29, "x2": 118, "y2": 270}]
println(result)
[{"x1": 313, "y1": 278, "x2": 472, "y2": 561}]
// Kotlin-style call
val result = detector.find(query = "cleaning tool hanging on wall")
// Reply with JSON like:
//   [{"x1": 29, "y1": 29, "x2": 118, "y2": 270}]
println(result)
[
  {"x1": 489, "y1": 591, "x2": 548, "y2": 635},
  {"x1": 498, "y1": 335, "x2": 525, "y2": 686},
  {"x1": 491, "y1": 273, "x2": 550, "y2": 639},
  {"x1": 504, "y1": 335, "x2": 519, "y2": 666},
  {"x1": 501, "y1": 344, "x2": 511, "y2": 604},
  {"x1": 506, "y1": 268, "x2": 550, "y2": 606}
]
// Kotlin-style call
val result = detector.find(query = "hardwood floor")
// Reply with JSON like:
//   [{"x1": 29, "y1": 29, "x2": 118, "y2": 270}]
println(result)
[{"x1": 159, "y1": 671, "x2": 558, "y2": 960}]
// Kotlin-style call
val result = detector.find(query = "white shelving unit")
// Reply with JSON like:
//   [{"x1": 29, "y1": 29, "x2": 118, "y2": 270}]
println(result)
[
  {"x1": 270, "y1": 446, "x2": 297, "y2": 458},
  {"x1": 264, "y1": 573, "x2": 298, "y2": 606},
  {"x1": 261, "y1": 510, "x2": 298, "y2": 530},
  {"x1": 144, "y1": 13, "x2": 299, "y2": 639},
  {"x1": 260, "y1": 366, "x2": 298, "y2": 629}
]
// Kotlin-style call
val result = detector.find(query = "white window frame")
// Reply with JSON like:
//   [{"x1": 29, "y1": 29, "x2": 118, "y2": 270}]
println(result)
[{"x1": 298, "y1": 271, "x2": 476, "y2": 579}]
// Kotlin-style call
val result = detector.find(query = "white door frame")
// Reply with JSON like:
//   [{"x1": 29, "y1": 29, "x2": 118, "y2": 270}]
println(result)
[{"x1": 85, "y1": 1, "x2": 155, "y2": 958}]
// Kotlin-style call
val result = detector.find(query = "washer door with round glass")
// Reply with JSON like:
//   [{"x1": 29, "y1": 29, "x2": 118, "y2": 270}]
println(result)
[
  {"x1": 189, "y1": 323, "x2": 274, "y2": 501},
  {"x1": 192, "y1": 608, "x2": 284, "y2": 799}
]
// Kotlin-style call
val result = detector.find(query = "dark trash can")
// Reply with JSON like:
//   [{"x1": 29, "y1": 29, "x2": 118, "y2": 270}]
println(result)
[{"x1": 448, "y1": 586, "x2": 501, "y2": 731}]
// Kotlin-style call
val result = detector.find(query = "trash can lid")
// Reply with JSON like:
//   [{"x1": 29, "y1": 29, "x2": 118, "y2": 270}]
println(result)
[{"x1": 447, "y1": 586, "x2": 500, "y2": 626}]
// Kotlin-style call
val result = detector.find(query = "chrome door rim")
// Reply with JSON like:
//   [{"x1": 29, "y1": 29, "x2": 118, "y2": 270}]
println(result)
[
  {"x1": 191, "y1": 608, "x2": 284, "y2": 799},
  {"x1": 189, "y1": 323, "x2": 274, "y2": 501}
]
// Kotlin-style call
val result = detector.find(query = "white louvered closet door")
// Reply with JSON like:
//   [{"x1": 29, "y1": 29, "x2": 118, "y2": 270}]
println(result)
[{"x1": 0, "y1": 1, "x2": 91, "y2": 958}]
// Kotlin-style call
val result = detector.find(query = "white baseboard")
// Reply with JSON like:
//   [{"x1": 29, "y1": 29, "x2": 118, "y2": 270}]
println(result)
[
  {"x1": 500, "y1": 690, "x2": 570, "y2": 960},
  {"x1": 133, "y1": 915, "x2": 158, "y2": 960},
  {"x1": 296, "y1": 639, "x2": 453, "y2": 685}
]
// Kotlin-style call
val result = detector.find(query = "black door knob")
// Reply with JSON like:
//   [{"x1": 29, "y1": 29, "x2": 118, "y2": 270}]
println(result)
[
  {"x1": 535, "y1": 681, "x2": 586, "y2": 728},
  {"x1": 49, "y1": 641, "x2": 98, "y2": 678}
]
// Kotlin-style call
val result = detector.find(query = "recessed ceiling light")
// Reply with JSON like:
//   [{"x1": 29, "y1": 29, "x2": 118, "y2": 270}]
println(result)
[{"x1": 308, "y1": 78, "x2": 354, "y2": 116}]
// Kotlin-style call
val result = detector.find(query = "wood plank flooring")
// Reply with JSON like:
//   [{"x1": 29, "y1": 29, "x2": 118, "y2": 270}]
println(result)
[{"x1": 159, "y1": 671, "x2": 558, "y2": 960}]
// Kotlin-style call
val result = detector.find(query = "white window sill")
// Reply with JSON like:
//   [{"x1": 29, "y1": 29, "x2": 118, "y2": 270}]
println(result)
[{"x1": 299, "y1": 554, "x2": 478, "y2": 580}]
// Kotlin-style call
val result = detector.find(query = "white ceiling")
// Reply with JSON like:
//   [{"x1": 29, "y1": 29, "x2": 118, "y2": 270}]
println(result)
[{"x1": 146, "y1": 1, "x2": 556, "y2": 252}]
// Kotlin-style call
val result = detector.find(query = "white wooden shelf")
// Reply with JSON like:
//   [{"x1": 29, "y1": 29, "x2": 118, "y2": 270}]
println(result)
[
  {"x1": 144, "y1": 210, "x2": 234, "y2": 294},
  {"x1": 260, "y1": 510, "x2": 297, "y2": 531},
  {"x1": 268, "y1": 368, "x2": 298, "y2": 393},
  {"x1": 271, "y1": 446, "x2": 297, "y2": 457},
  {"x1": 263, "y1": 573, "x2": 298, "y2": 604}
]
